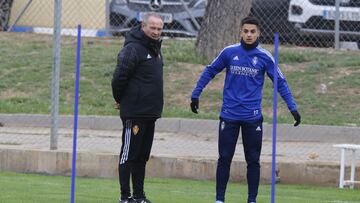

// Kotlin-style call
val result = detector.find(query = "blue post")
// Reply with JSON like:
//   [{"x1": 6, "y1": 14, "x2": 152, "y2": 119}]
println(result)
[
  {"x1": 70, "y1": 24, "x2": 81, "y2": 203},
  {"x1": 271, "y1": 33, "x2": 279, "y2": 203}
]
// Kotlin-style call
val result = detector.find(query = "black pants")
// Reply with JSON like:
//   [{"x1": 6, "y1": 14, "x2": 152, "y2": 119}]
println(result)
[
  {"x1": 119, "y1": 118, "x2": 155, "y2": 200},
  {"x1": 216, "y1": 117, "x2": 263, "y2": 203}
]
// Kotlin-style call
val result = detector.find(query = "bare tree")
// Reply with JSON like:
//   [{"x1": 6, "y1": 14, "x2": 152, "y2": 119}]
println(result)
[{"x1": 196, "y1": 0, "x2": 252, "y2": 60}]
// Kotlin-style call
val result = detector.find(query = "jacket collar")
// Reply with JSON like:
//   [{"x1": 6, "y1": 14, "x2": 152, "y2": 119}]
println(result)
[{"x1": 240, "y1": 38, "x2": 259, "y2": 50}]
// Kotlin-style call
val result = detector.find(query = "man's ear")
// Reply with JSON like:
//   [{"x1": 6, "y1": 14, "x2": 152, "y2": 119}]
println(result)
[{"x1": 141, "y1": 22, "x2": 146, "y2": 28}]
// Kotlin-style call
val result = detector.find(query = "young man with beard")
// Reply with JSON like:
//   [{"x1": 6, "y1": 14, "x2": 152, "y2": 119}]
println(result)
[{"x1": 190, "y1": 16, "x2": 301, "y2": 203}]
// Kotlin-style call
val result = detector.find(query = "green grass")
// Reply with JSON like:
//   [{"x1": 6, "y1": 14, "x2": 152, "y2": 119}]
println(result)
[
  {"x1": 1, "y1": 32, "x2": 360, "y2": 126},
  {"x1": 0, "y1": 171, "x2": 359, "y2": 203}
]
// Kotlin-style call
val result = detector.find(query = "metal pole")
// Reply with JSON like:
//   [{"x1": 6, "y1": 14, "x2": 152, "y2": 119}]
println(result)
[
  {"x1": 271, "y1": 33, "x2": 279, "y2": 203},
  {"x1": 335, "y1": 0, "x2": 340, "y2": 50},
  {"x1": 70, "y1": 24, "x2": 82, "y2": 203},
  {"x1": 50, "y1": 0, "x2": 62, "y2": 150},
  {"x1": 105, "y1": 0, "x2": 110, "y2": 36},
  {"x1": 339, "y1": 148, "x2": 345, "y2": 188}
]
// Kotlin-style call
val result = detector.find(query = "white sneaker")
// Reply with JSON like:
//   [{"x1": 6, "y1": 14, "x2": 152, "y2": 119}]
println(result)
[{"x1": 215, "y1": 201, "x2": 224, "y2": 203}]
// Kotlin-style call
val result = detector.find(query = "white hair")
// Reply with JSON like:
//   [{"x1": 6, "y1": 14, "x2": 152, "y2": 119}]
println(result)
[{"x1": 142, "y1": 12, "x2": 164, "y2": 24}]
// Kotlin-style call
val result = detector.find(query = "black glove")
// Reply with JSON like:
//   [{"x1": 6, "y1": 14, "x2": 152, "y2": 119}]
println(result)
[
  {"x1": 190, "y1": 98, "x2": 199, "y2": 114},
  {"x1": 291, "y1": 111, "x2": 301, "y2": 127}
]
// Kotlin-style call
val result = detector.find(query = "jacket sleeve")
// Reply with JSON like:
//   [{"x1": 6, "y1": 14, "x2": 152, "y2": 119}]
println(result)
[
  {"x1": 111, "y1": 45, "x2": 138, "y2": 103},
  {"x1": 191, "y1": 49, "x2": 227, "y2": 99},
  {"x1": 265, "y1": 57, "x2": 297, "y2": 112}
]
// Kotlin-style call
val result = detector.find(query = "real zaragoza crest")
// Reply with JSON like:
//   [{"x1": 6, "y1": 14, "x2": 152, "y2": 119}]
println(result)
[
  {"x1": 252, "y1": 56, "x2": 258, "y2": 66},
  {"x1": 132, "y1": 125, "x2": 139, "y2": 135}
]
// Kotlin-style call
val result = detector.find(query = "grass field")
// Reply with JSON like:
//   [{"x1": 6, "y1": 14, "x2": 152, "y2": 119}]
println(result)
[
  {"x1": 0, "y1": 32, "x2": 360, "y2": 126},
  {"x1": 1, "y1": 171, "x2": 359, "y2": 203}
]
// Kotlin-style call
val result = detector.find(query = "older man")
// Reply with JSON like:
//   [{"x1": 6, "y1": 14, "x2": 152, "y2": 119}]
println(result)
[{"x1": 112, "y1": 12, "x2": 164, "y2": 203}]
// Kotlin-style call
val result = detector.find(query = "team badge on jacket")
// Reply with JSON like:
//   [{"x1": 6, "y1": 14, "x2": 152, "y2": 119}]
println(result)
[
  {"x1": 132, "y1": 125, "x2": 139, "y2": 135},
  {"x1": 252, "y1": 56, "x2": 258, "y2": 66}
]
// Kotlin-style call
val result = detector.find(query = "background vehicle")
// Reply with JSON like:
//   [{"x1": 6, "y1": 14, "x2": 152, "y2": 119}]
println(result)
[
  {"x1": 109, "y1": 0, "x2": 207, "y2": 37},
  {"x1": 251, "y1": 0, "x2": 299, "y2": 44},
  {"x1": 110, "y1": 0, "x2": 297, "y2": 41},
  {"x1": 288, "y1": 0, "x2": 360, "y2": 46}
]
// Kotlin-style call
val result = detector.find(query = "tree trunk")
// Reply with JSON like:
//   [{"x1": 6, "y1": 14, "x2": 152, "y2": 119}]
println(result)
[
  {"x1": 0, "y1": 0, "x2": 13, "y2": 31},
  {"x1": 196, "y1": 0, "x2": 252, "y2": 60}
]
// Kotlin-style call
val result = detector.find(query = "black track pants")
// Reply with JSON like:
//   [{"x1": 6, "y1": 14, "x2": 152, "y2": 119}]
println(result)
[{"x1": 118, "y1": 119, "x2": 155, "y2": 200}]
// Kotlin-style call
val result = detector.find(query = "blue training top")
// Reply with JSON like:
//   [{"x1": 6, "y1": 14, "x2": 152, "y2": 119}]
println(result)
[{"x1": 191, "y1": 42, "x2": 297, "y2": 121}]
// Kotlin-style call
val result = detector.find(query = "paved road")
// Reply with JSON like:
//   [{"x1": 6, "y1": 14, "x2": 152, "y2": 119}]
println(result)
[{"x1": 0, "y1": 126, "x2": 358, "y2": 164}]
